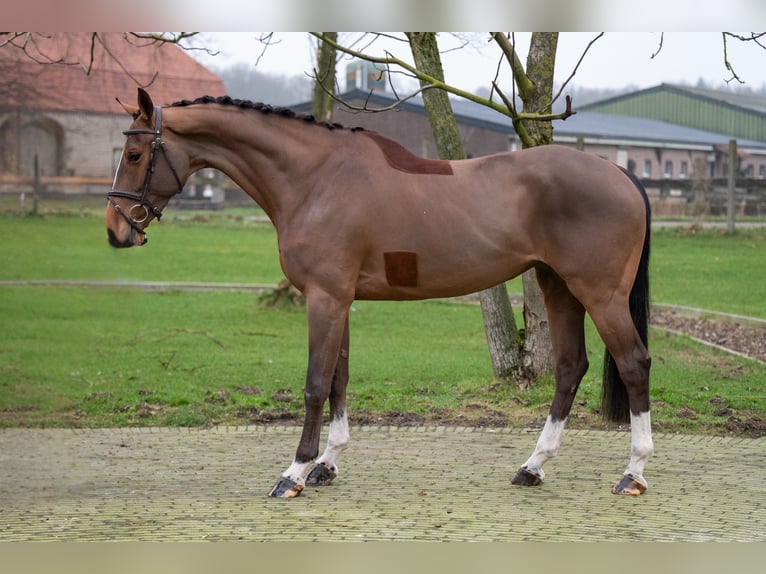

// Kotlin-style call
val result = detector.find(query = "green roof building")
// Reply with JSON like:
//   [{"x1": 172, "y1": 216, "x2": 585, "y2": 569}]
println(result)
[{"x1": 581, "y1": 83, "x2": 766, "y2": 143}]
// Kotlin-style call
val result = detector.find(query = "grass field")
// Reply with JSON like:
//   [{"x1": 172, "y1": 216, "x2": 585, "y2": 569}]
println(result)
[
  {"x1": 651, "y1": 225, "x2": 766, "y2": 317},
  {"x1": 0, "y1": 208, "x2": 764, "y2": 434}
]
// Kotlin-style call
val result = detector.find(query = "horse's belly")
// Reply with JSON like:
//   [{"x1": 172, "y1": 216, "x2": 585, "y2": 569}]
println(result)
[{"x1": 354, "y1": 252, "x2": 531, "y2": 301}]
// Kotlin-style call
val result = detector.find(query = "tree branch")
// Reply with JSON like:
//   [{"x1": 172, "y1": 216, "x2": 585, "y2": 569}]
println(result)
[
  {"x1": 551, "y1": 32, "x2": 603, "y2": 105},
  {"x1": 490, "y1": 32, "x2": 534, "y2": 101},
  {"x1": 0, "y1": 32, "x2": 68, "y2": 65},
  {"x1": 315, "y1": 73, "x2": 433, "y2": 114},
  {"x1": 129, "y1": 32, "x2": 200, "y2": 44},
  {"x1": 722, "y1": 32, "x2": 742, "y2": 83},
  {"x1": 1, "y1": 32, "x2": 215, "y2": 81},
  {"x1": 254, "y1": 33, "x2": 280, "y2": 67},
  {"x1": 93, "y1": 33, "x2": 159, "y2": 87},
  {"x1": 493, "y1": 81, "x2": 532, "y2": 148},
  {"x1": 721, "y1": 32, "x2": 766, "y2": 84},
  {"x1": 311, "y1": 32, "x2": 575, "y2": 126}
]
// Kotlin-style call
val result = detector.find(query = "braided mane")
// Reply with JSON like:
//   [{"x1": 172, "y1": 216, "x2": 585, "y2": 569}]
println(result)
[{"x1": 169, "y1": 95, "x2": 362, "y2": 132}]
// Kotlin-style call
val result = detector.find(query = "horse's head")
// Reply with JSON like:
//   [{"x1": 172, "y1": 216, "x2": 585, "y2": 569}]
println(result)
[{"x1": 106, "y1": 88, "x2": 188, "y2": 248}]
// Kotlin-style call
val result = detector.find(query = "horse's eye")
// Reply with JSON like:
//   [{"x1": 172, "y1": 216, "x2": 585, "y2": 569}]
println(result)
[{"x1": 127, "y1": 152, "x2": 141, "y2": 162}]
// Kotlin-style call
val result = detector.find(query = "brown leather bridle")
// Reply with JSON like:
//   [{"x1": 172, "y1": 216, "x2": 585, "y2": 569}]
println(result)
[{"x1": 107, "y1": 105, "x2": 184, "y2": 235}]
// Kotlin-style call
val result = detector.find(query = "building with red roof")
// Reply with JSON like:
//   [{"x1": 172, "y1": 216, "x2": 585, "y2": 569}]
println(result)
[{"x1": 0, "y1": 32, "x2": 225, "y2": 193}]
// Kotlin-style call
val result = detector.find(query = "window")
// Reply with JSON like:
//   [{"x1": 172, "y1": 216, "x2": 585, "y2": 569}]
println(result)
[
  {"x1": 745, "y1": 164, "x2": 754, "y2": 177},
  {"x1": 642, "y1": 159, "x2": 651, "y2": 177},
  {"x1": 759, "y1": 165, "x2": 765, "y2": 179},
  {"x1": 664, "y1": 160, "x2": 673, "y2": 179},
  {"x1": 679, "y1": 161, "x2": 688, "y2": 178},
  {"x1": 616, "y1": 149, "x2": 628, "y2": 169}
]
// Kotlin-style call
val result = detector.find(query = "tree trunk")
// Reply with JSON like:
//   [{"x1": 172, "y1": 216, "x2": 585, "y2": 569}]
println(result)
[
  {"x1": 515, "y1": 32, "x2": 559, "y2": 381},
  {"x1": 407, "y1": 32, "x2": 523, "y2": 382},
  {"x1": 311, "y1": 32, "x2": 337, "y2": 122},
  {"x1": 479, "y1": 285, "x2": 522, "y2": 380}
]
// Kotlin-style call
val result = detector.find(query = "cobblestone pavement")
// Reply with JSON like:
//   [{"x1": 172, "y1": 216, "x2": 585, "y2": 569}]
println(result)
[{"x1": 0, "y1": 426, "x2": 763, "y2": 541}]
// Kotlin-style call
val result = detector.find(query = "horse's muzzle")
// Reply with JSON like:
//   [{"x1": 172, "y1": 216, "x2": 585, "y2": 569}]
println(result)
[{"x1": 107, "y1": 227, "x2": 147, "y2": 248}]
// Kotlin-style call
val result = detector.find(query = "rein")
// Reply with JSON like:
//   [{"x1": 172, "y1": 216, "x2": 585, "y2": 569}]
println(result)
[{"x1": 107, "y1": 105, "x2": 184, "y2": 234}]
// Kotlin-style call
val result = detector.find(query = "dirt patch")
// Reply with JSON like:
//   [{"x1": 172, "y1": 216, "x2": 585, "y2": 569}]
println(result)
[
  {"x1": 0, "y1": 406, "x2": 39, "y2": 425},
  {"x1": 652, "y1": 310, "x2": 766, "y2": 362},
  {"x1": 350, "y1": 411, "x2": 427, "y2": 427},
  {"x1": 136, "y1": 402, "x2": 166, "y2": 418},
  {"x1": 724, "y1": 414, "x2": 766, "y2": 437},
  {"x1": 236, "y1": 407, "x2": 301, "y2": 425}
]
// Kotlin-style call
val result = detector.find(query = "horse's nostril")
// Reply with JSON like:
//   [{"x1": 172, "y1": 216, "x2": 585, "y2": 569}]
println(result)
[{"x1": 107, "y1": 228, "x2": 131, "y2": 248}]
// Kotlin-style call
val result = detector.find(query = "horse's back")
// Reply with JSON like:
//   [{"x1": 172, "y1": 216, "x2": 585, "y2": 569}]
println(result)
[
  {"x1": 347, "y1": 144, "x2": 647, "y2": 301},
  {"x1": 447, "y1": 144, "x2": 647, "y2": 253}
]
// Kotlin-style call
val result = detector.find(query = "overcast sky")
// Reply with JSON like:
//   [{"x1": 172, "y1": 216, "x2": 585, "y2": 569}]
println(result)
[{"x1": 189, "y1": 32, "x2": 766, "y2": 93}]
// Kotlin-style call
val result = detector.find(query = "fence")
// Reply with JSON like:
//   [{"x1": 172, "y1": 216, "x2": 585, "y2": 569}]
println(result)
[{"x1": 2, "y1": 173, "x2": 766, "y2": 222}]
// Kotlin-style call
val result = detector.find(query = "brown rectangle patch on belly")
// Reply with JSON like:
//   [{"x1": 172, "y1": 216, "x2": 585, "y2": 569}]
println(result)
[{"x1": 384, "y1": 251, "x2": 419, "y2": 287}]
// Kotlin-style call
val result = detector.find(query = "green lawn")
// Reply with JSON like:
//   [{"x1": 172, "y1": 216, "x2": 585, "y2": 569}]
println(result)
[
  {"x1": 0, "y1": 210, "x2": 764, "y2": 433},
  {"x1": 0, "y1": 211, "x2": 284, "y2": 284},
  {"x1": 651, "y1": 226, "x2": 766, "y2": 317}
]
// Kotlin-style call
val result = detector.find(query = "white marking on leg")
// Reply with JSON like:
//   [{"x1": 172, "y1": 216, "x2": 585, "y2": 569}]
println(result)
[
  {"x1": 624, "y1": 410, "x2": 653, "y2": 487},
  {"x1": 281, "y1": 459, "x2": 313, "y2": 488},
  {"x1": 316, "y1": 410, "x2": 350, "y2": 475},
  {"x1": 519, "y1": 415, "x2": 567, "y2": 480}
]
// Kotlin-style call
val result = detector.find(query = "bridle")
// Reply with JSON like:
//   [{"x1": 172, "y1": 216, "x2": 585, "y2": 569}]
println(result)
[{"x1": 107, "y1": 105, "x2": 184, "y2": 234}]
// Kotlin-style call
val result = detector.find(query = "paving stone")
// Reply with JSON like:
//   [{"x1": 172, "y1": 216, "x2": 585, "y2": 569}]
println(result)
[{"x1": 0, "y1": 426, "x2": 762, "y2": 541}]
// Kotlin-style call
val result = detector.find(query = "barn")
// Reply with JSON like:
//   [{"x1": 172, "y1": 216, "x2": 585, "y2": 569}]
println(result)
[
  {"x1": 0, "y1": 33, "x2": 226, "y2": 195},
  {"x1": 581, "y1": 83, "x2": 766, "y2": 144}
]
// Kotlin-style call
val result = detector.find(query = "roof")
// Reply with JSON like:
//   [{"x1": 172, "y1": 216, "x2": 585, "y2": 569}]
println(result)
[
  {"x1": 317, "y1": 89, "x2": 766, "y2": 151},
  {"x1": 665, "y1": 84, "x2": 766, "y2": 115},
  {"x1": 0, "y1": 33, "x2": 226, "y2": 114},
  {"x1": 553, "y1": 110, "x2": 766, "y2": 150},
  {"x1": 296, "y1": 88, "x2": 516, "y2": 132},
  {"x1": 581, "y1": 83, "x2": 766, "y2": 117}
]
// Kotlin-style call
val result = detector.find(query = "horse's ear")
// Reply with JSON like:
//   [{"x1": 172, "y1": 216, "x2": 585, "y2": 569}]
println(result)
[
  {"x1": 137, "y1": 87, "x2": 154, "y2": 122},
  {"x1": 116, "y1": 97, "x2": 139, "y2": 117}
]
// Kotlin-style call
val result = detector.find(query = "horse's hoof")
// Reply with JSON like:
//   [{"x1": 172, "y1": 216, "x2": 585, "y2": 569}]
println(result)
[
  {"x1": 511, "y1": 466, "x2": 543, "y2": 486},
  {"x1": 611, "y1": 473, "x2": 647, "y2": 495},
  {"x1": 268, "y1": 476, "x2": 304, "y2": 498},
  {"x1": 305, "y1": 462, "x2": 337, "y2": 486}
]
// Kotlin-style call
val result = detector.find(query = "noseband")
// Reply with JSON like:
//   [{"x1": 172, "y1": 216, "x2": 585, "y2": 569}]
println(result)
[{"x1": 107, "y1": 105, "x2": 184, "y2": 234}]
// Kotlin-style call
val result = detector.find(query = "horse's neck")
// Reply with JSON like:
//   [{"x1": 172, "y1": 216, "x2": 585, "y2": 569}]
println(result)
[{"x1": 175, "y1": 106, "x2": 332, "y2": 224}]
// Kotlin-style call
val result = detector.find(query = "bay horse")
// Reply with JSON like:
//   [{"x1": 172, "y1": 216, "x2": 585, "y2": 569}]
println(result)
[{"x1": 106, "y1": 88, "x2": 653, "y2": 499}]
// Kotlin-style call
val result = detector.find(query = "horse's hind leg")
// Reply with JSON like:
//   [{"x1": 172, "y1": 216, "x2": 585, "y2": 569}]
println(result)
[
  {"x1": 590, "y1": 299, "x2": 653, "y2": 495},
  {"x1": 513, "y1": 267, "x2": 589, "y2": 487},
  {"x1": 306, "y1": 315, "x2": 350, "y2": 486}
]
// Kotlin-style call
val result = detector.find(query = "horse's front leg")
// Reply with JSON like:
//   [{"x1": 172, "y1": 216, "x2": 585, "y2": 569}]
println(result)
[
  {"x1": 268, "y1": 290, "x2": 351, "y2": 498},
  {"x1": 305, "y1": 314, "x2": 350, "y2": 487}
]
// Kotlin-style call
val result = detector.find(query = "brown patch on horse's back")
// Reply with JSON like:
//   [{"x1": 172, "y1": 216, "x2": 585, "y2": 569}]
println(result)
[
  {"x1": 384, "y1": 251, "x2": 419, "y2": 287},
  {"x1": 363, "y1": 132, "x2": 453, "y2": 176}
]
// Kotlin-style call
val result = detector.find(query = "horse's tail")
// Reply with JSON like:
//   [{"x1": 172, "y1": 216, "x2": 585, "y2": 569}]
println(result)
[{"x1": 601, "y1": 168, "x2": 651, "y2": 423}]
